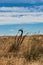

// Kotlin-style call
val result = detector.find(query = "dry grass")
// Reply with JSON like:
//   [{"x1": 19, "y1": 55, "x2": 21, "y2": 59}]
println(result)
[
  {"x1": 23, "y1": 37, "x2": 42, "y2": 61},
  {"x1": 0, "y1": 35, "x2": 43, "y2": 65}
]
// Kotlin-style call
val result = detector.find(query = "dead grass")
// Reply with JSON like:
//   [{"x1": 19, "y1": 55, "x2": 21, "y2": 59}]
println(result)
[{"x1": 0, "y1": 35, "x2": 43, "y2": 65}]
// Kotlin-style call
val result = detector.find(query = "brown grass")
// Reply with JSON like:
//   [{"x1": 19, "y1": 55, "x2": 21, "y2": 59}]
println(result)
[{"x1": 0, "y1": 35, "x2": 43, "y2": 65}]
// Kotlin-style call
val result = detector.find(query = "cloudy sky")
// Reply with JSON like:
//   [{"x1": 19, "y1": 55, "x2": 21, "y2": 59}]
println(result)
[{"x1": 0, "y1": 0, "x2": 43, "y2": 36}]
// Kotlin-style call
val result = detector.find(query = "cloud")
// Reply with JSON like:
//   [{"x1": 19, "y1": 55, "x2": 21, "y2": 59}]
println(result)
[
  {"x1": 0, "y1": 7, "x2": 43, "y2": 25},
  {"x1": 0, "y1": 12, "x2": 43, "y2": 24},
  {"x1": 0, "y1": 6, "x2": 43, "y2": 12},
  {"x1": 10, "y1": 29, "x2": 14, "y2": 32},
  {"x1": 0, "y1": 7, "x2": 29, "y2": 12}
]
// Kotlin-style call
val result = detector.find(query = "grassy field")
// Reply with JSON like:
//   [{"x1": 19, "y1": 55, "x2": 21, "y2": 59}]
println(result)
[{"x1": 0, "y1": 35, "x2": 43, "y2": 65}]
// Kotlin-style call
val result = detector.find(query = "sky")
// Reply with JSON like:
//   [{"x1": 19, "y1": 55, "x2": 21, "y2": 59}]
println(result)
[
  {"x1": 0, "y1": 0, "x2": 43, "y2": 36},
  {"x1": 0, "y1": 0, "x2": 43, "y2": 4},
  {"x1": 0, "y1": 23, "x2": 43, "y2": 36}
]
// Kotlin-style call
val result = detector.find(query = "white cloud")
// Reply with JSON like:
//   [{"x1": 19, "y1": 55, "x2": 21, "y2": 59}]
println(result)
[
  {"x1": 0, "y1": 7, "x2": 29, "y2": 12},
  {"x1": 10, "y1": 29, "x2": 14, "y2": 32},
  {"x1": 0, "y1": 7, "x2": 43, "y2": 25},
  {"x1": 0, "y1": 12, "x2": 43, "y2": 24},
  {"x1": 0, "y1": 6, "x2": 43, "y2": 12}
]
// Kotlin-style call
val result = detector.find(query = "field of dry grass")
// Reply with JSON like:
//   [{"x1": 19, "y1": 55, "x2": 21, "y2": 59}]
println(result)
[{"x1": 0, "y1": 35, "x2": 43, "y2": 65}]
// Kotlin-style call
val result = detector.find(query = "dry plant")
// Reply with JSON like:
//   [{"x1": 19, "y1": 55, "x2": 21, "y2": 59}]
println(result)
[
  {"x1": 23, "y1": 36, "x2": 43, "y2": 61},
  {"x1": 8, "y1": 29, "x2": 27, "y2": 54}
]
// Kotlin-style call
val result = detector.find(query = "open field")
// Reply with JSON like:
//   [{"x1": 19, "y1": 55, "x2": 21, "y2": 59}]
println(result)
[{"x1": 0, "y1": 35, "x2": 43, "y2": 65}]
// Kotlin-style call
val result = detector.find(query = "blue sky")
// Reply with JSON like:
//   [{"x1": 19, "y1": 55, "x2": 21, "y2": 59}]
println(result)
[
  {"x1": 0, "y1": 0, "x2": 43, "y2": 4},
  {"x1": 0, "y1": 0, "x2": 43, "y2": 36},
  {"x1": 0, "y1": 23, "x2": 43, "y2": 36},
  {"x1": 0, "y1": 0, "x2": 43, "y2": 7}
]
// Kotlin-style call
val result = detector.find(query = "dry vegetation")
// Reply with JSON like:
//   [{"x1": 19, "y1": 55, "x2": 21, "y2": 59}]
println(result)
[{"x1": 0, "y1": 35, "x2": 43, "y2": 65}]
